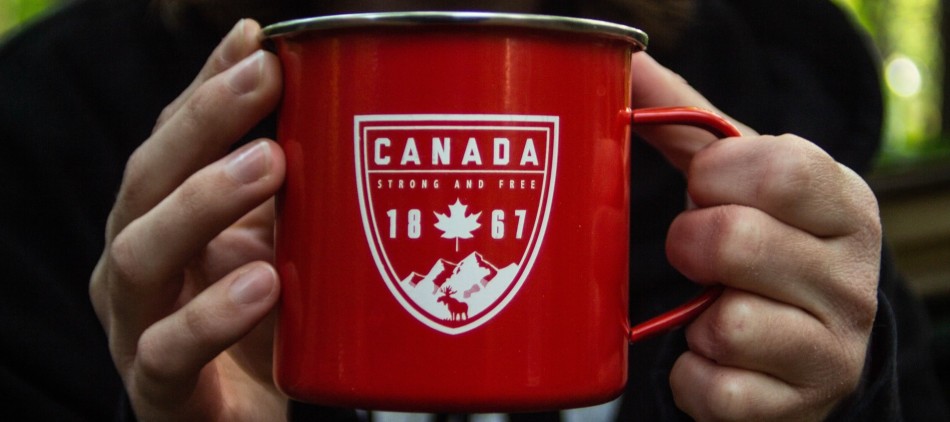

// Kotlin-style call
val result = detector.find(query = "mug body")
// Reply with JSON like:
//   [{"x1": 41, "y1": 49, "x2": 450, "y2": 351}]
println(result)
[{"x1": 268, "y1": 12, "x2": 645, "y2": 412}]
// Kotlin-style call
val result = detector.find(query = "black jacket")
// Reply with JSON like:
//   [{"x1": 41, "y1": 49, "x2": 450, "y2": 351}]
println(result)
[{"x1": 0, "y1": 0, "x2": 946, "y2": 420}]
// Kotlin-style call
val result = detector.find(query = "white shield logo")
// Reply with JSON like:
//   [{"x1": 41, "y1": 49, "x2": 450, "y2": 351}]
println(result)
[{"x1": 354, "y1": 114, "x2": 559, "y2": 334}]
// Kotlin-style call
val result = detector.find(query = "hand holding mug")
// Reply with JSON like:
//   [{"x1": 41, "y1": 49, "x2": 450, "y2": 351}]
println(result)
[
  {"x1": 630, "y1": 53, "x2": 881, "y2": 421},
  {"x1": 88, "y1": 20, "x2": 287, "y2": 420}
]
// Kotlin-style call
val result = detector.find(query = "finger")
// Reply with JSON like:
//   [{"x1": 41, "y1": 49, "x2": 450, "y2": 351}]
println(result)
[
  {"x1": 153, "y1": 19, "x2": 262, "y2": 133},
  {"x1": 130, "y1": 262, "x2": 279, "y2": 412},
  {"x1": 670, "y1": 351, "x2": 836, "y2": 421},
  {"x1": 629, "y1": 52, "x2": 756, "y2": 170},
  {"x1": 107, "y1": 140, "x2": 284, "y2": 342},
  {"x1": 687, "y1": 134, "x2": 881, "y2": 238},
  {"x1": 666, "y1": 204, "x2": 878, "y2": 328},
  {"x1": 109, "y1": 46, "x2": 282, "y2": 239},
  {"x1": 186, "y1": 199, "x2": 277, "y2": 290},
  {"x1": 683, "y1": 290, "x2": 864, "y2": 392}
]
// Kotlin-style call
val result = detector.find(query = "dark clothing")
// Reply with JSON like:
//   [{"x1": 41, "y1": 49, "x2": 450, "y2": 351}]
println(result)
[{"x1": 0, "y1": 0, "x2": 945, "y2": 420}]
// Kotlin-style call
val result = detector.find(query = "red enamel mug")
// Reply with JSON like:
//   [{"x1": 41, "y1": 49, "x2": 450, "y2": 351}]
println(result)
[{"x1": 265, "y1": 12, "x2": 740, "y2": 412}]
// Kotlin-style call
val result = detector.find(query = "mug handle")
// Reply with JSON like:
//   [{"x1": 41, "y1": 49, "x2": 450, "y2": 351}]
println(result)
[{"x1": 622, "y1": 106, "x2": 743, "y2": 343}]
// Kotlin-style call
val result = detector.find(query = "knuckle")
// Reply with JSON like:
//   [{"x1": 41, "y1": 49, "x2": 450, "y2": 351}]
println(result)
[
  {"x1": 135, "y1": 328, "x2": 173, "y2": 383},
  {"x1": 135, "y1": 326, "x2": 186, "y2": 386},
  {"x1": 690, "y1": 295, "x2": 755, "y2": 362},
  {"x1": 710, "y1": 206, "x2": 763, "y2": 280},
  {"x1": 706, "y1": 375, "x2": 756, "y2": 421},
  {"x1": 756, "y1": 135, "x2": 823, "y2": 206},
  {"x1": 107, "y1": 230, "x2": 146, "y2": 287}
]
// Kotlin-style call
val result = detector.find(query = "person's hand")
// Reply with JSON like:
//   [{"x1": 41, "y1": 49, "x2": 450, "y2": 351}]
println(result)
[
  {"x1": 630, "y1": 53, "x2": 881, "y2": 421},
  {"x1": 89, "y1": 19, "x2": 287, "y2": 420}
]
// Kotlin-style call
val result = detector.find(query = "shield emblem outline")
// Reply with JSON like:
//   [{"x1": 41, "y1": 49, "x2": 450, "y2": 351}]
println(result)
[{"x1": 354, "y1": 114, "x2": 559, "y2": 334}]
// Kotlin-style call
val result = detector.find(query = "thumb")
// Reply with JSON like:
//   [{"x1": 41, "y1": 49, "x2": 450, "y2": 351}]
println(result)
[{"x1": 630, "y1": 53, "x2": 756, "y2": 170}]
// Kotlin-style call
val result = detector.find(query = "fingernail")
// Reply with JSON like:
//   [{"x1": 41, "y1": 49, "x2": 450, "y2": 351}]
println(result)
[
  {"x1": 229, "y1": 265, "x2": 275, "y2": 305},
  {"x1": 226, "y1": 141, "x2": 270, "y2": 184},
  {"x1": 221, "y1": 19, "x2": 248, "y2": 64},
  {"x1": 227, "y1": 50, "x2": 264, "y2": 95}
]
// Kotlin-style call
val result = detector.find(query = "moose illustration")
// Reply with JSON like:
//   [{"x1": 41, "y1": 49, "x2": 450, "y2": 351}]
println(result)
[{"x1": 437, "y1": 287, "x2": 469, "y2": 321}]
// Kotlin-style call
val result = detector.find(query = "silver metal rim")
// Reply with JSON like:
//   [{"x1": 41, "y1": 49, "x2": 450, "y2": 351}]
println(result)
[{"x1": 262, "y1": 11, "x2": 648, "y2": 50}]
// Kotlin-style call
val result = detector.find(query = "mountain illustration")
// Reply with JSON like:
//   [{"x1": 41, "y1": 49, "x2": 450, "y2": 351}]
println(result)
[
  {"x1": 400, "y1": 252, "x2": 519, "y2": 322},
  {"x1": 404, "y1": 259, "x2": 458, "y2": 294}
]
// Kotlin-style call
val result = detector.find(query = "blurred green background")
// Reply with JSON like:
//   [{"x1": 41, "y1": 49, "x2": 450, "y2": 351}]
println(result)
[
  {"x1": 834, "y1": 0, "x2": 950, "y2": 168},
  {"x1": 0, "y1": 0, "x2": 59, "y2": 36}
]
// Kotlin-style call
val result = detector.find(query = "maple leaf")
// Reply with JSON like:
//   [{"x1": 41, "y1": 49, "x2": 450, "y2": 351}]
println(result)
[{"x1": 433, "y1": 198, "x2": 482, "y2": 252}]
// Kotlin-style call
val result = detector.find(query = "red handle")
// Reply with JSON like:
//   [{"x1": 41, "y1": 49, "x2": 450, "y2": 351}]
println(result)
[
  {"x1": 626, "y1": 106, "x2": 742, "y2": 139},
  {"x1": 624, "y1": 106, "x2": 742, "y2": 343}
]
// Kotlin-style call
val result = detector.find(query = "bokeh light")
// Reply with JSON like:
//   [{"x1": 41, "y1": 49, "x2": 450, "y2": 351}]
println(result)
[{"x1": 886, "y1": 55, "x2": 924, "y2": 98}]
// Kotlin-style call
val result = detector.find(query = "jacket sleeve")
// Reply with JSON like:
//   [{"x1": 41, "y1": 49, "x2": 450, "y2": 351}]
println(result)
[{"x1": 828, "y1": 245, "x2": 949, "y2": 421}]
